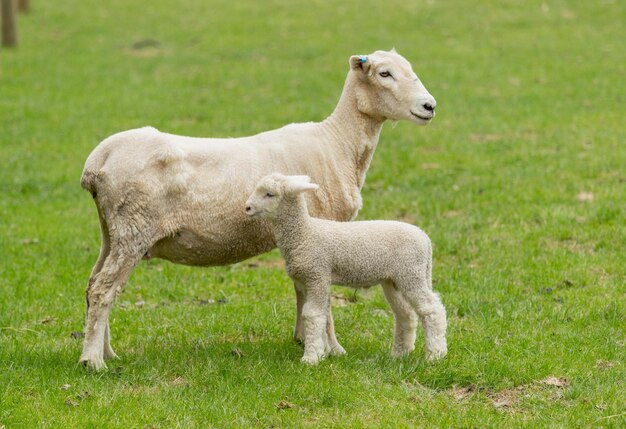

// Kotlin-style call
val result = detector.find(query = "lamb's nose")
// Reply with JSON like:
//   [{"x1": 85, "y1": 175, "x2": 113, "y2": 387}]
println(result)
[
  {"x1": 245, "y1": 205, "x2": 252, "y2": 213},
  {"x1": 423, "y1": 102, "x2": 435, "y2": 112}
]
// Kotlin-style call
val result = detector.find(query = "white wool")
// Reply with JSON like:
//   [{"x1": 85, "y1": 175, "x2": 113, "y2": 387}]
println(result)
[{"x1": 246, "y1": 174, "x2": 448, "y2": 365}]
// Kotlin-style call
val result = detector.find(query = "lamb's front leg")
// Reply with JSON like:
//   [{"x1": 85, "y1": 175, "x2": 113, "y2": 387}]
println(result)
[
  {"x1": 326, "y1": 308, "x2": 346, "y2": 356},
  {"x1": 301, "y1": 281, "x2": 331, "y2": 365},
  {"x1": 294, "y1": 281, "x2": 345, "y2": 356},
  {"x1": 293, "y1": 282, "x2": 305, "y2": 344}
]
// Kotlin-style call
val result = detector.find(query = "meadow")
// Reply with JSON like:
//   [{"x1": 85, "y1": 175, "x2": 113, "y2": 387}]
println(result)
[{"x1": 0, "y1": 0, "x2": 624, "y2": 427}]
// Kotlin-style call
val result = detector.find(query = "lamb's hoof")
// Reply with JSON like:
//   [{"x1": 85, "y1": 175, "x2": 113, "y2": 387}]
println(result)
[
  {"x1": 79, "y1": 353, "x2": 107, "y2": 371},
  {"x1": 425, "y1": 347, "x2": 447, "y2": 362},
  {"x1": 330, "y1": 344, "x2": 347, "y2": 356},
  {"x1": 293, "y1": 334, "x2": 305, "y2": 346},
  {"x1": 301, "y1": 354, "x2": 321, "y2": 365},
  {"x1": 391, "y1": 345, "x2": 415, "y2": 358}
]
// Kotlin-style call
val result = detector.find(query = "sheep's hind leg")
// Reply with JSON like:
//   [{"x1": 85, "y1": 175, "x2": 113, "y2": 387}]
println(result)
[
  {"x1": 396, "y1": 277, "x2": 447, "y2": 361},
  {"x1": 80, "y1": 245, "x2": 143, "y2": 370},
  {"x1": 103, "y1": 323, "x2": 117, "y2": 359},
  {"x1": 84, "y1": 209, "x2": 117, "y2": 361},
  {"x1": 382, "y1": 281, "x2": 418, "y2": 357}
]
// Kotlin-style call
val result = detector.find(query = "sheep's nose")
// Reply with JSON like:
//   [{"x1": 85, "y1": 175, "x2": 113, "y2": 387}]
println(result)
[
  {"x1": 245, "y1": 205, "x2": 252, "y2": 213},
  {"x1": 423, "y1": 102, "x2": 435, "y2": 112}
]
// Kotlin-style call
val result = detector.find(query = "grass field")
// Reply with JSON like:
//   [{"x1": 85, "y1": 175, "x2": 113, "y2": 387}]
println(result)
[{"x1": 1, "y1": 0, "x2": 624, "y2": 427}]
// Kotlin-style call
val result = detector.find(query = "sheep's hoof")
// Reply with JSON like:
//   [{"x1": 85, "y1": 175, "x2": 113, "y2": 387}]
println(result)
[
  {"x1": 293, "y1": 334, "x2": 305, "y2": 346},
  {"x1": 103, "y1": 348, "x2": 119, "y2": 360},
  {"x1": 79, "y1": 354, "x2": 107, "y2": 371}
]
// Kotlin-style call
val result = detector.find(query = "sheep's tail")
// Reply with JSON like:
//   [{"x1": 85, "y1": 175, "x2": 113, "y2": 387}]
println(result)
[{"x1": 80, "y1": 170, "x2": 97, "y2": 193}]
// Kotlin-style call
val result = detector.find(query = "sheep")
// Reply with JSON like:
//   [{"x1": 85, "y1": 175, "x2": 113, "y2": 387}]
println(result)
[
  {"x1": 245, "y1": 174, "x2": 448, "y2": 364},
  {"x1": 79, "y1": 49, "x2": 437, "y2": 370}
]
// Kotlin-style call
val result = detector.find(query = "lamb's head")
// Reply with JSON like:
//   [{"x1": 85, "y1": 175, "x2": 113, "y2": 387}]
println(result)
[
  {"x1": 349, "y1": 49, "x2": 436, "y2": 124},
  {"x1": 245, "y1": 174, "x2": 319, "y2": 219}
]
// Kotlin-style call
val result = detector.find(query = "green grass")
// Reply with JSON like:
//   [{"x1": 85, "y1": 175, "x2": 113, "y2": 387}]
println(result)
[{"x1": 1, "y1": 0, "x2": 625, "y2": 427}]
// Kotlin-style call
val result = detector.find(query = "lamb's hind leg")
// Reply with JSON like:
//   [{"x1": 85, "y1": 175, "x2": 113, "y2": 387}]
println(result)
[
  {"x1": 382, "y1": 281, "x2": 418, "y2": 357},
  {"x1": 80, "y1": 245, "x2": 143, "y2": 370},
  {"x1": 396, "y1": 276, "x2": 447, "y2": 361}
]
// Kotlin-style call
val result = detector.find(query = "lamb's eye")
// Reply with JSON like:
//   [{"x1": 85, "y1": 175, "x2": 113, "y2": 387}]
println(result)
[
  {"x1": 379, "y1": 71, "x2": 391, "y2": 78},
  {"x1": 265, "y1": 192, "x2": 274, "y2": 198}
]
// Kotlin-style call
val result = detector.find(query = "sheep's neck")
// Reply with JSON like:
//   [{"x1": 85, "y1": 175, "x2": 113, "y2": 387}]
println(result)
[
  {"x1": 323, "y1": 73, "x2": 385, "y2": 190},
  {"x1": 271, "y1": 196, "x2": 312, "y2": 255}
]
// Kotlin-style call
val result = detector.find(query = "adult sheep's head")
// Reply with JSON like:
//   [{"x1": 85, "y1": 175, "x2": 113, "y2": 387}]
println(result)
[
  {"x1": 245, "y1": 174, "x2": 319, "y2": 219},
  {"x1": 349, "y1": 49, "x2": 436, "y2": 124}
]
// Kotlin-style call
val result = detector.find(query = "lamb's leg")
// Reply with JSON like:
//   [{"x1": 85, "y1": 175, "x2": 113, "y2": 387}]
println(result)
[
  {"x1": 397, "y1": 278, "x2": 447, "y2": 361},
  {"x1": 301, "y1": 281, "x2": 331, "y2": 365},
  {"x1": 326, "y1": 308, "x2": 346, "y2": 356},
  {"x1": 295, "y1": 281, "x2": 345, "y2": 356},
  {"x1": 382, "y1": 281, "x2": 418, "y2": 357},
  {"x1": 80, "y1": 247, "x2": 142, "y2": 370},
  {"x1": 293, "y1": 282, "x2": 305, "y2": 344}
]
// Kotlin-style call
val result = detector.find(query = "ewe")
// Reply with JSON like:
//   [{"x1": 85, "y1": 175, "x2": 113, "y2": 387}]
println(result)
[
  {"x1": 80, "y1": 49, "x2": 436, "y2": 370},
  {"x1": 245, "y1": 174, "x2": 447, "y2": 364}
]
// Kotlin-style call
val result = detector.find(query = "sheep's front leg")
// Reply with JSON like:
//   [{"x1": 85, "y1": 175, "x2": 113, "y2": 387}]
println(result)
[{"x1": 301, "y1": 281, "x2": 331, "y2": 365}]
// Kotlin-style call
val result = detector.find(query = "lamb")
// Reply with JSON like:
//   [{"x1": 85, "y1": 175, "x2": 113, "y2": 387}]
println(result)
[
  {"x1": 79, "y1": 49, "x2": 437, "y2": 370},
  {"x1": 245, "y1": 174, "x2": 448, "y2": 364}
]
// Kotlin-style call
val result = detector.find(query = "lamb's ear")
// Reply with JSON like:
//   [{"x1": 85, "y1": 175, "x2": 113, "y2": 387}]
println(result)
[
  {"x1": 390, "y1": 47, "x2": 397, "y2": 54},
  {"x1": 349, "y1": 55, "x2": 371, "y2": 73},
  {"x1": 284, "y1": 176, "x2": 319, "y2": 195}
]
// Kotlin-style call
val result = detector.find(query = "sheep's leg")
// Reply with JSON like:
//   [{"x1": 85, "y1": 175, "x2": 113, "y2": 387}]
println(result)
[
  {"x1": 80, "y1": 247, "x2": 142, "y2": 370},
  {"x1": 84, "y1": 206, "x2": 117, "y2": 360},
  {"x1": 397, "y1": 277, "x2": 447, "y2": 361},
  {"x1": 301, "y1": 281, "x2": 331, "y2": 365},
  {"x1": 103, "y1": 323, "x2": 117, "y2": 359},
  {"x1": 382, "y1": 281, "x2": 418, "y2": 357}
]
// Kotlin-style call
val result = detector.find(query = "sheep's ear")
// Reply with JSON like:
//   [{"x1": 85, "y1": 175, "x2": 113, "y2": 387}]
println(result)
[
  {"x1": 284, "y1": 176, "x2": 319, "y2": 195},
  {"x1": 390, "y1": 47, "x2": 397, "y2": 54},
  {"x1": 349, "y1": 55, "x2": 371, "y2": 73}
]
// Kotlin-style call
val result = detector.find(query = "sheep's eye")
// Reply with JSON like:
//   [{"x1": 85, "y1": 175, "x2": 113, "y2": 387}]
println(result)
[
  {"x1": 379, "y1": 71, "x2": 391, "y2": 78},
  {"x1": 265, "y1": 192, "x2": 274, "y2": 198}
]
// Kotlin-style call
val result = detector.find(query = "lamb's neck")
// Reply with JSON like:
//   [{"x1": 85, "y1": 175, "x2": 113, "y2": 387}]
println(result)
[
  {"x1": 321, "y1": 74, "x2": 385, "y2": 189},
  {"x1": 271, "y1": 196, "x2": 312, "y2": 254}
]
